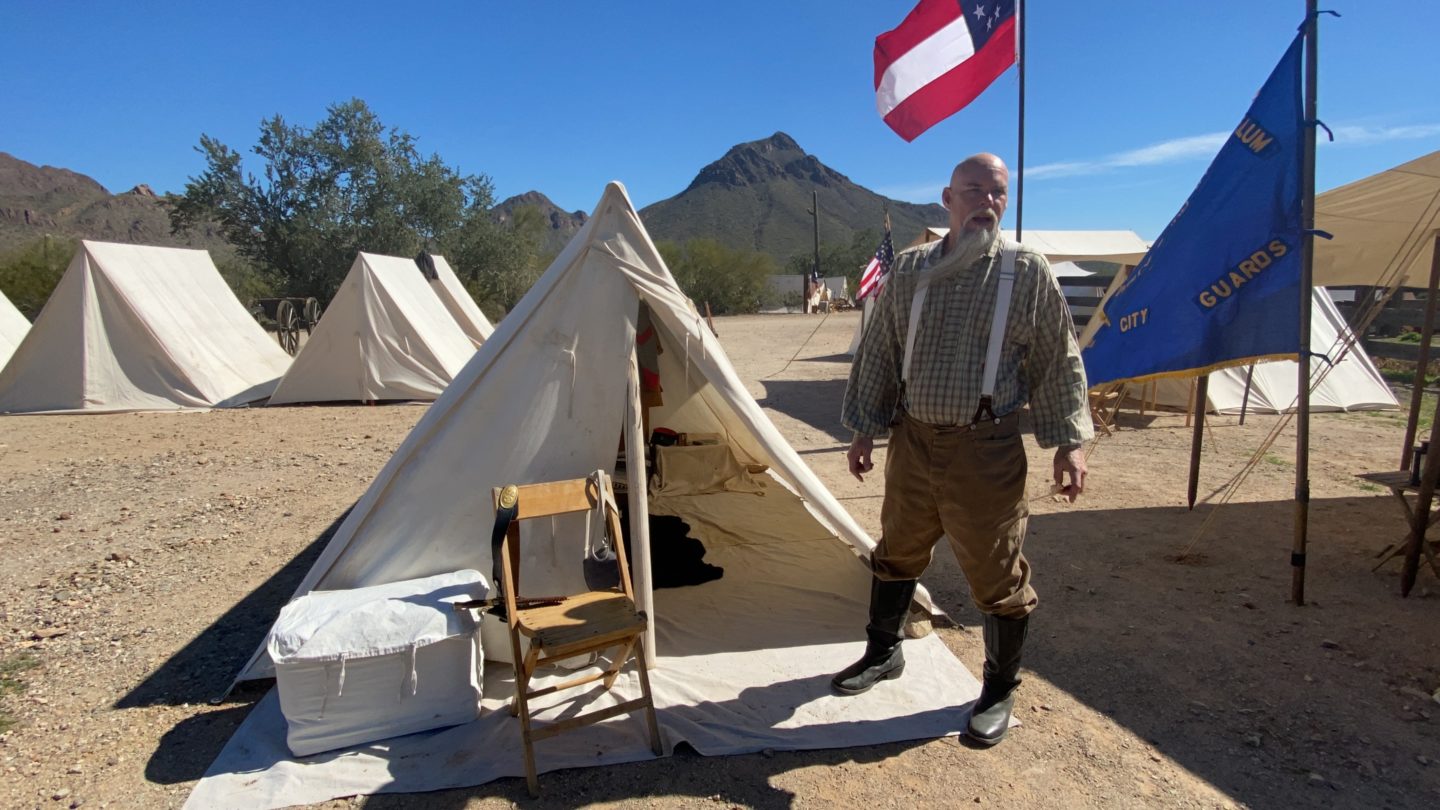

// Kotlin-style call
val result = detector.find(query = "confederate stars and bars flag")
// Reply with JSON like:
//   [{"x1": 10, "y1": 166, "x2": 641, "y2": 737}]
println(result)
[
  {"x1": 856, "y1": 220, "x2": 896, "y2": 301},
  {"x1": 875, "y1": 0, "x2": 1018, "y2": 141}
]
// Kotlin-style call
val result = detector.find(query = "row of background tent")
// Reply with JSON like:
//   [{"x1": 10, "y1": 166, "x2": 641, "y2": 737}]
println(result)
[{"x1": 0, "y1": 242, "x2": 494, "y2": 414}]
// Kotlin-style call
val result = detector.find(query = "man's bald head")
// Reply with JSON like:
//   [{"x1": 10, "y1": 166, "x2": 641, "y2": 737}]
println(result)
[{"x1": 943, "y1": 153, "x2": 1009, "y2": 234}]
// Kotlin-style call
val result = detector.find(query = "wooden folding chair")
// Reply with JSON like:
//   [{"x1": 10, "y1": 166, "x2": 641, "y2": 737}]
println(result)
[
  {"x1": 1088, "y1": 382, "x2": 1126, "y2": 437},
  {"x1": 491, "y1": 474, "x2": 663, "y2": 797}
]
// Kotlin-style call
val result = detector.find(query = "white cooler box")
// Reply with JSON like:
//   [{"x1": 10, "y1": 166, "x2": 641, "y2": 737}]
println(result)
[{"x1": 268, "y1": 569, "x2": 488, "y2": 757}]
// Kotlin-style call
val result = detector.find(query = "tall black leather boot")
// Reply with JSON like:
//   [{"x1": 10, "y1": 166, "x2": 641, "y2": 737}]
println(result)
[
  {"x1": 831, "y1": 577, "x2": 918, "y2": 695},
  {"x1": 966, "y1": 613, "x2": 1029, "y2": 745}
]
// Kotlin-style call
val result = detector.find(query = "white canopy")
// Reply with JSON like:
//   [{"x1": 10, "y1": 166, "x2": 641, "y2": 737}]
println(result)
[
  {"x1": 909, "y1": 227, "x2": 1151, "y2": 265},
  {"x1": 268, "y1": 253, "x2": 478, "y2": 404},
  {"x1": 1314, "y1": 150, "x2": 1440, "y2": 288},
  {"x1": 0, "y1": 241, "x2": 291, "y2": 413},
  {"x1": 0, "y1": 289, "x2": 29, "y2": 373},
  {"x1": 426, "y1": 254, "x2": 494, "y2": 347},
  {"x1": 1146, "y1": 289, "x2": 1397, "y2": 414}
]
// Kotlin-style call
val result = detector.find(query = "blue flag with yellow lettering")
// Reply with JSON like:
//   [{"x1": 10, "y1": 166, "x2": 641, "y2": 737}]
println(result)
[{"x1": 1082, "y1": 33, "x2": 1304, "y2": 387}]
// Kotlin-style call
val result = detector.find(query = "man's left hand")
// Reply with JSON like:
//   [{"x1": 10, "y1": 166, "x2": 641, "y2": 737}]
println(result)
[{"x1": 1053, "y1": 445, "x2": 1087, "y2": 503}]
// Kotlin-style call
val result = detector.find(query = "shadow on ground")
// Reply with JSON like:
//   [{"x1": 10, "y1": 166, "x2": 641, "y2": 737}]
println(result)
[
  {"x1": 128, "y1": 508, "x2": 352, "y2": 785},
  {"x1": 757, "y1": 379, "x2": 852, "y2": 444},
  {"x1": 1006, "y1": 496, "x2": 1440, "y2": 809}
]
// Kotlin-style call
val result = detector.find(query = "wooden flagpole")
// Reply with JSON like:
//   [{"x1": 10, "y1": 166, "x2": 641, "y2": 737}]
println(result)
[
  {"x1": 1188, "y1": 375, "x2": 1209, "y2": 509},
  {"x1": 1292, "y1": 0, "x2": 1320, "y2": 605}
]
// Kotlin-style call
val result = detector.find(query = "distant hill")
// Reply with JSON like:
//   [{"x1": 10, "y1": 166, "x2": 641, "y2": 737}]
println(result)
[
  {"x1": 0, "y1": 152, "x2": 230, "y2": 256},
  {"x1": 638, "y1": 132, "x2": 947, "y2": 260},
  {"x1": 493, "y1": 190, "x2": 588, "y2": 256},
  {"x1": 2, "y1": 136, "x2": 948, "y2": 271}
]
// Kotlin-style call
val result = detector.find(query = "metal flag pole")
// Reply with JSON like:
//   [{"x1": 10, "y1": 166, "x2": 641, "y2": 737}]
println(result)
[
  {"x1": 1015, "y1": 0, "x2": 1026, "y2": 242},
  {"x1": 1291, "y1": 0, "x2": 1320, "y2": 605}
]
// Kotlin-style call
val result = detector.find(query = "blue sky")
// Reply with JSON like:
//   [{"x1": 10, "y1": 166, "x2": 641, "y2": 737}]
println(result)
[{"x1": 4, "y1": 1, "x2": 1437, "y2": 240}]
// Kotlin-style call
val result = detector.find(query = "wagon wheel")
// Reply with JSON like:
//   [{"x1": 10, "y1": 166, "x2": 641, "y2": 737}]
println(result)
[
  {"x1": 275, "y1": 299, "x2": 300, "y2": 355},
  {"x1": 302, "y1": 297, "x2": 322, "y2": 335}
]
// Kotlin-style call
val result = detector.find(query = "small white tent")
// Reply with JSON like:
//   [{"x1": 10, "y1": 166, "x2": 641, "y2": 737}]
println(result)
[
  {"x1": 424, "y1": 253, "x2": 494, "y2": 347},
  {"x1": 192, "y1": 183, "x2": 977, "y2": 808},
  {"x1": 0, "y1": 289, "x2": 29, "y2": 372},
  {"x1": 268, "y1": 253, "x2": 479, "y2": 404},
  {"x1": 0, "y1": 241, "x2": 291, "y2": 413},
  {"x1": 1144, "y1": 289, "x2": 1398, "y2": 414}
]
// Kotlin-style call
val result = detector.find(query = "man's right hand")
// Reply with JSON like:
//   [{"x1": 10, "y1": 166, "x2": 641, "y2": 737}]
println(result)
[{"x1": 847, "y1": 435, "x2": 876, "y2": 482}]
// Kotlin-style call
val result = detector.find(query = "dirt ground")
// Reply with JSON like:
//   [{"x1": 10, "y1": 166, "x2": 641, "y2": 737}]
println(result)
[{"x1": 1, "y1": 310, "x2": 1437, "y2": 809}]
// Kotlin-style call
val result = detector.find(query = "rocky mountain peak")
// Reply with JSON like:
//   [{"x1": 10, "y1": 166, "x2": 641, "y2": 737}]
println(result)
[{"x1": 686, "y1": 132, "x2": 848, "y2": 193}]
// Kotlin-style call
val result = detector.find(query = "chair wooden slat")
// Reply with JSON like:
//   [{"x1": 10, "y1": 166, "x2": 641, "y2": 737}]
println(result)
[{"x1": 492, "y1": 473, "x2": 663, "y2": 797}]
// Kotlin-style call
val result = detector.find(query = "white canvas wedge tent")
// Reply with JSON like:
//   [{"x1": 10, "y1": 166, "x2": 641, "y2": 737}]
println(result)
[
  {"x1": 1143, "y1": 288, "x2": 1398, "y2": 414},
  {"x1": 192, "y1": 183, "x2": 978, "y2": 809},
  {"x1": 420, "y1": 252, "x2": 495, "y2": 347},
  {"x1": 0, "y1": 241, "x2": 292, "y2": 414},
  {"x1": 0, "y1": 289, "x2": 29, "y2": 373},
  {"x1": 267, "y1": 252, "x2": 479, "y2": 404}
]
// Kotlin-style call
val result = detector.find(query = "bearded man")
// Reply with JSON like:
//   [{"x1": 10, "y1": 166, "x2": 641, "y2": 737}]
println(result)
[{"x1": 834, "y1": 153, "x2": 1092, "y2": 746}]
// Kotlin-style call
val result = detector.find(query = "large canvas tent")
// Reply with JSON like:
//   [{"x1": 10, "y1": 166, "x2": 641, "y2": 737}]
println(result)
[
  {"x1": 0, "y1": 289, "x2": 29, "y2": 373},
  {"x1": 190, "y1": 183, "x2": 978, "y2": 808},
  {"x1": 1313, "y1": 149, "x2": 1440, "y2": 287},
  {"x1": 268, "y1": 252, "x2": 479, "y2": 404},
  {"x1": 1143, "y1": 289, "x2": 1397, "y2": 414},
  {"x1": 423, "y1": 253, "x2": 495, "y2": 347},
  {"x1": 0, "y1": 241, "x2": 291, "y2": 413}
]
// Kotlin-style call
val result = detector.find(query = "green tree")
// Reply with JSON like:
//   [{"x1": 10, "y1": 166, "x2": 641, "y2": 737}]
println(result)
[
  {"x1": 170, "y1": 98, "x2": 519, "y2": 302},
  {"x1": 444, "y1": 204, "x2": 547, "y2": 317},
  {"x1": 659, "y1": 239, "x2": 777, "y2": 315},
  {"x1": 786, "y1": 228, "x2": 881, "y2": 300},
  {"x1": 0, "y1": 236, "x2": 76, "y2": 319}
]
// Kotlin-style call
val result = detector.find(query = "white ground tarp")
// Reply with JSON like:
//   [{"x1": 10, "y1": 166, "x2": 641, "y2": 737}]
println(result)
[
  {"x1": 268, "y1": 253, "x2": 478, "y2": 404},
  {"x1": 426, "y1": 254, "x2": 494, "y2": 347},
  {"x1": 1145, "y1": 289, "x2": 1398, "y2": 414},
  {"x1": 0, "y1": 241, "x2": 291, "y2": 413},
  {"x1": 0, "y1": 289, "x2": 29, "y2": 373},
  {"x1": 1314, "y1": 150, "x2": 1440, "y2": 288},
  {"x1": 196, "y1": 182, "x2": 972, "y2": 806},
  {"x1": 186, "y1": 497, "x2": 978, "y2": 809}
]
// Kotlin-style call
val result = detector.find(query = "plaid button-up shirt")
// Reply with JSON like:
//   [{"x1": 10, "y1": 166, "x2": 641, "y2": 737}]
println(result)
[{"x1": 843, "y1": 237, "x2": 1093, "y2": 448}]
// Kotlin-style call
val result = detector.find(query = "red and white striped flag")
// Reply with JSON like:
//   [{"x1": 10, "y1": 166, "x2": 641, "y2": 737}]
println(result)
[
  {"x1": 875, "y1": 0, "x2": 1018, "y2": 142},
  {"x1": 856, "y1": 225, "x2": 895, "y2": 301}
]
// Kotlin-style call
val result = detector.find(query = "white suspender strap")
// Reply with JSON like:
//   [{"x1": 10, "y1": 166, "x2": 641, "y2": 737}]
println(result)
[
  {"x1": 902, "y1": 271, "x2": 933, "y2": 386},
  {"x1": 981, "y1": 242, "x2": 1019, "y2": 399}
]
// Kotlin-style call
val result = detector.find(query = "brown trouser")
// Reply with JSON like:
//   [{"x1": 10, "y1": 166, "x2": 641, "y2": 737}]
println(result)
[{"x1": 873, "y1": 412, "x2": 1038, "y2": 619}]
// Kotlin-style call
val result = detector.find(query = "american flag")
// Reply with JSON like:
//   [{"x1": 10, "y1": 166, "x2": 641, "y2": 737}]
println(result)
[{"x1": 856, "y1": 226, "x2": 895, "y2": 301}]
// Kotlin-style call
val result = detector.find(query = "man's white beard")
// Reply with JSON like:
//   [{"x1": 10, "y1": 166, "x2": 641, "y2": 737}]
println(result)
[{"x1": 939, "y1": 222, "x2": 1000, "y2": 274}]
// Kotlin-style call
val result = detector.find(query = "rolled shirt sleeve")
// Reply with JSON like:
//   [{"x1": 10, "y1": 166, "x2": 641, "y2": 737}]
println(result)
[{"x1": 1023, "y1": 254, "x2": 1094, "y2": 448}]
